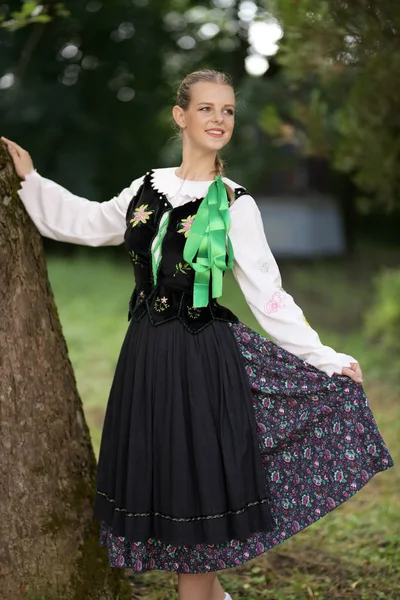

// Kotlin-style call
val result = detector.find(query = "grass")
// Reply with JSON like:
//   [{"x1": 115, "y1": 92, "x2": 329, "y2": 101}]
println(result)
[{"x1": 46, "y1": 242, "x2": 399, "y2": 600}]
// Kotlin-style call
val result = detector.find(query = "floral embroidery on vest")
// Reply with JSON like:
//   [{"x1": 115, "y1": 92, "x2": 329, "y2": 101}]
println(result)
[
  {"x1": 188, "y1": 306, "x2": 201, "y2": 319},
  {"x1": 136, "y1": 290, "x2": 146, "y2": 306},
  {"x1": 129, "y1": 250, "x2": 142, "y2": 266},
  {"x1": 154, "y1": 296, "x2": 170, "y2": 312},
  {"x1": 130, "y1": 204, "x2": 154, "y2": 227},
  {"x1": 173, "y1": 261, "x2": 191, "y2": 277},
  {"x1": 177, "y1": 215, "x2": 196, "y2": 237}
]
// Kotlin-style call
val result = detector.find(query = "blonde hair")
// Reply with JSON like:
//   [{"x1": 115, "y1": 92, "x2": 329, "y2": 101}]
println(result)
[{"x1": 176, "y1": 69, "x2": 234, "y2": 180}]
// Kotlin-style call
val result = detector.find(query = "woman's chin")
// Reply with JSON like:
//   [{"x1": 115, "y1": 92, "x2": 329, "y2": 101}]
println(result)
[{"x1": 202, "y1": 136, "x2": 229, "y2": 152}]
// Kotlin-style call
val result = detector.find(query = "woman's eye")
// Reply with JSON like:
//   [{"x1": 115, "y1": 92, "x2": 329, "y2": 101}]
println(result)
[{"x1": 198, "y1": 106, "x2": 234, "y2": 115}]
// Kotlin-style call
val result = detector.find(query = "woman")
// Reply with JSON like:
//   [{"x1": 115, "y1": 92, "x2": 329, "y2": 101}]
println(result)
[{"x1": 2, "y1": 69, "x2": 393, "y2": 600}]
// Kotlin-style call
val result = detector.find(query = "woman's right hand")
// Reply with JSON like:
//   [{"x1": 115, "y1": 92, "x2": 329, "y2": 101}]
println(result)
[{"x1": 1, "y1": 136, "x2": 34, "y2": 179}]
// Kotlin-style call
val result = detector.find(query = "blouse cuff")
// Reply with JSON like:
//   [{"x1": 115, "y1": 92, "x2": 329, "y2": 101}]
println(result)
[{"x1": 304, "y1": 351, "x2": 357, "y2": 378}]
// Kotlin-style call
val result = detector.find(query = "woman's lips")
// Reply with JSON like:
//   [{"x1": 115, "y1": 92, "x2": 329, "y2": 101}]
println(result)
[{"x1": 206, "y1": 129, "x2": 224, "y2": 138}]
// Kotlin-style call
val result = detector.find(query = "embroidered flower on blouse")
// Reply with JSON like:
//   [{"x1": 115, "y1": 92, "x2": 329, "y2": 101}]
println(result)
[
  {"x1": 130, "y1": 204, "x2": 153, "y2": 227},
  {"x1": 265, "y1": 291, "x2": 285, "y2": 314},
  {"x1": 177, "y1": 215, "x2": 196, "y2": 237},
  {"x1": 188, "y1": 306, "x2": 201, "y2": 319},
  {"x1": 260, "y1": 262, "x2": 269, "y2": 273},
  {"x1": 154, "y1": 296, "x2": 170, "y2": 312}
]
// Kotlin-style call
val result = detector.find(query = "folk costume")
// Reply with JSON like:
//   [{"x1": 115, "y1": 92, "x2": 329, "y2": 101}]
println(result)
[{"x1": 18, "y1": 167, "x2": 393, "y2": 574}]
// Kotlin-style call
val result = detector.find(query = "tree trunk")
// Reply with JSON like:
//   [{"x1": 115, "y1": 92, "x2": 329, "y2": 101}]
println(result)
[{"x1": 0, "y1": 142, "x2": 131, "y2": 600}]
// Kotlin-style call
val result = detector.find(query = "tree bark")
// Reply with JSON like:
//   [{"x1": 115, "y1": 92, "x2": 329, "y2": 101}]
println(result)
[{"x1": 0, "y1": 142, "x2": 131, "y2": 599}]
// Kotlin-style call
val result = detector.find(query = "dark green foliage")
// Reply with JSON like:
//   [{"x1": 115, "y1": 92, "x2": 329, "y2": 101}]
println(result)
[
  {"x1": 0, "y1": 0, "x2": 251, "y2": 201},
  {"x1": 0, "y1": 1, "x2": 68, "y2": 31},
  {"x1": 3, "y1": 1, "x2": 400, "y2": 209},
  {"x1": 271, "y1": 0, "x2": 400, "y2": 210}
]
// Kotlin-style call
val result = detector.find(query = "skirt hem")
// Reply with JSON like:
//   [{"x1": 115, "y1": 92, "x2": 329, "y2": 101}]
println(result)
[{"x1": 98, "y1": 463, "x2": 393, "y2": 573}]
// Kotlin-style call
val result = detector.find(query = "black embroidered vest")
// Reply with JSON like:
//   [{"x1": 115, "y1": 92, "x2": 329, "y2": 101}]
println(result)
[{"x1": 124, "y1": 171, "x2": 248, "y2": 333}]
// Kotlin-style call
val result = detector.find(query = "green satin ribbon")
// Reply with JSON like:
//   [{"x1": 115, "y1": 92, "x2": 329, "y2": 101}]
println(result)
[
  {"x1": 152, "y1": 210, "x2": 171, "y2": 286},
  {"x1": 183, "y1": 175, "x2": 234, "y2": 308}
]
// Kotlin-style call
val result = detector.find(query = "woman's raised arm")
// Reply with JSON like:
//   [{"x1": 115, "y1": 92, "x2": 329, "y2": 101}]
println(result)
[
  {"x1": 229, "y1": 192, "x2": 363, "y2": 382},
  {"x1": 2, "y1": 136, "x2": 143, "y2": 246}
]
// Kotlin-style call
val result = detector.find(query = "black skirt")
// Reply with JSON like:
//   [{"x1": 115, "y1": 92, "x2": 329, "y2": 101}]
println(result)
[{"x1": 93, "y1": 315, "x2": 274, "y2": 546}]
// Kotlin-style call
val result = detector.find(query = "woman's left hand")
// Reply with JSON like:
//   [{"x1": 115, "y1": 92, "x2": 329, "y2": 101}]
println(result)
[
  {"x1": 1, "y1": 136, "x2": 34, "y2": 179},
  {"x1": 342, "y1": 362, "x2": 363, "y2": 384}
]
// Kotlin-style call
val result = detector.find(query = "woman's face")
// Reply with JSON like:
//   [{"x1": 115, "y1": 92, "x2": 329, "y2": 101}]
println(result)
[{"x1": 174, "y1": 81, "x2": 235, "y2": 152}]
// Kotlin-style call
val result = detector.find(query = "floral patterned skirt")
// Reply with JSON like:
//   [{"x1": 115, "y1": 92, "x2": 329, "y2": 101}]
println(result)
[{"x1": 97, "y1": 320, "x2": 393, "y2": 573}]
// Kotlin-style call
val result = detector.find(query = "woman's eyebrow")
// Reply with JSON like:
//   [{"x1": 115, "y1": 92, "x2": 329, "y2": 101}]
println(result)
[{"x1": 196, "y1": 102, "x2": 236, "y2": 108}]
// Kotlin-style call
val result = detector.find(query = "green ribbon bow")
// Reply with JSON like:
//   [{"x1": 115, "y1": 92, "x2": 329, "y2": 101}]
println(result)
[{"x1": 183, "y1": 175, "x2": 234, "y2": 308}]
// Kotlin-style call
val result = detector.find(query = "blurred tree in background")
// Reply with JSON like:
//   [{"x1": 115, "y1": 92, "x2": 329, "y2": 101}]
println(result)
[
  {"x1": 0, "y1": 0, "x2": 254, "y2": 200},
  {"x1": 0, "y1": 0, "x2": 337, "y2": 198},
  {"x1": 1, "y1": 0, "x2": 400, "y2": 210},
  {"x1": 271, "y1": 0, "x2": 400, "y2": 211}
]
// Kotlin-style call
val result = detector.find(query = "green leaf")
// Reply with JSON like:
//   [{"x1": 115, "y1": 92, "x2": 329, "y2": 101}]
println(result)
[
  {"x1": 19, "y1": 2, "x2": 39, "y2": 18},
  {"x1": 32, "y1": 15, "x2": 51, "y2": 23},
  {"x1": 258, "y1": 104, "x2": 283, "y2": 136},
  {"x1": 2, "y1": 19, "x2": 27, "y2": 31}
]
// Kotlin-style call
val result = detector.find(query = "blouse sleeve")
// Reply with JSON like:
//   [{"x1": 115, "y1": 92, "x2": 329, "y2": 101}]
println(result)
[
  {"x1": 17, "y1": 170, "x2": 144, "y2": 246},
  {"x1": 229, "y1": 193, "x2": 357, "y2": 377}
]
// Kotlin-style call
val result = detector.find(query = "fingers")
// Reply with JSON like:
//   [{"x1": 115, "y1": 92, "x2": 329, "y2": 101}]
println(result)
[
  {"x1": 341, "y1": 367, "x2": 359, "y2": 382},
  {"x1": 3, "y1": 142, "x2": 20, "y2": 161},
  {"x1": 1, "y1": 136, "x2": 20, "y2": 159},
  {"x1": 350, "y1": 362, "x2": 363, "y2": 379},
  {"x1": 1, "y1": 136, "x2": 28, "y2": 158},
  {"x1": 1, "y1": 136, "x2": 34, "y2": 178},
  {"x1": 342, "y1": 364, "x2": 363, "y2": 384}
]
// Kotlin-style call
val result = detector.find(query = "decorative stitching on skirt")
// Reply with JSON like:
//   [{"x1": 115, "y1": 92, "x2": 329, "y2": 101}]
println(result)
[{"x1": 96, "y1": 489, "x2": 270, "y2": 521}]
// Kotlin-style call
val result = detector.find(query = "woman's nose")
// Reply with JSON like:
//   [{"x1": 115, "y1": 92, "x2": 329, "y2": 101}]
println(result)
[{"x1": 212, "y1": 112, "x2": 224, "y2": 123}]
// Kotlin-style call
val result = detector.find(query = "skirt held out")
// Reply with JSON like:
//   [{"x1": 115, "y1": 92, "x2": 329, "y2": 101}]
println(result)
[{"x1": 94, "y1": 317, "x2": 394, "y2": 573}]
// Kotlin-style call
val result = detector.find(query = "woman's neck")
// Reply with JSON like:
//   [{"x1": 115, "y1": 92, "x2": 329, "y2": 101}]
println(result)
[{"x1": 176, "y1": 148, "x2": 217, "y2": 181}]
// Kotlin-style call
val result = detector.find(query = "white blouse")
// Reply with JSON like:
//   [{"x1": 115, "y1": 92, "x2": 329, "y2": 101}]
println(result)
[{"x1": 17, "y1": 166, "x2": 357, "y2": 377}]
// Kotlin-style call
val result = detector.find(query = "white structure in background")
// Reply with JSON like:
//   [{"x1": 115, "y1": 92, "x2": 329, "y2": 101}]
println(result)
[
  {"x1": 242, "y1": 11, "x2": 346, "y2": 256},
  {"x1": 258, "y1": 195, "x2": 346, "y2": 258}
]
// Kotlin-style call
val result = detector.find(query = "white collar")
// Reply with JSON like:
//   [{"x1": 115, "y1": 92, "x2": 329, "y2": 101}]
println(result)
[{"x1": 151, "y1": 167, "x2": 224, "y2": 200}]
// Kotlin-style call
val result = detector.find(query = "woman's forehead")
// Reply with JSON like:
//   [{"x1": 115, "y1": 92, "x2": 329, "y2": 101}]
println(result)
[{"x1": 190, "y1": 81, "x2": 235, "y2": 105}]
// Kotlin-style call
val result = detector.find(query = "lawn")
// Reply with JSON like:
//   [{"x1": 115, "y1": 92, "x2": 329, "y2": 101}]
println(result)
[{"x1": 47, "y1": 243, "x2": 399, "y2": 600}]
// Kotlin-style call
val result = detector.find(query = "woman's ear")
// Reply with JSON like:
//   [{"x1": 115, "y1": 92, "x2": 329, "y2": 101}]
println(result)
[{"x1": 172, "y1": 105, "x2": 186, "y2": 129}]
